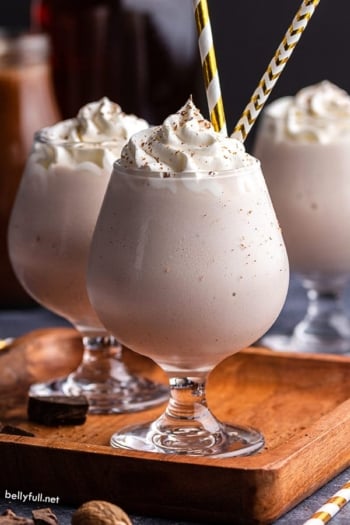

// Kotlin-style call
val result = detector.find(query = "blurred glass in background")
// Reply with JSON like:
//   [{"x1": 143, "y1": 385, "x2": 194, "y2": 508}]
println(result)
[
  {"x1": 0, "y1": 30, "x2": 60, "y2": 307},
  {"x1": 0, "y1": 0, "x2": 202, "y2": 308},
  {"x1": 31, "y1": 0, "x2": 202, "y2": 123}
]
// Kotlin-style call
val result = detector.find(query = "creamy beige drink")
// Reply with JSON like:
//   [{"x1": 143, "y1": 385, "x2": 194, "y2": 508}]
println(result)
[
  {"x1": 254, "y1": 81, "x2": 350, "y2": 353},
  {"x1": 88, "y1": 98, "x2": 288, "y2": 455},
  {"x1": 254, "y1": 81, "x2": 350, "y2": 276},
  {"x1": 8, "y1": 98, "x2": 170, "y2": 412},
  {"x1": 88, "y1": 99, "x2": 289, "y2": 372},
  {"x1": 8, "y1": 97, "x2": 148, "y2": 337}
]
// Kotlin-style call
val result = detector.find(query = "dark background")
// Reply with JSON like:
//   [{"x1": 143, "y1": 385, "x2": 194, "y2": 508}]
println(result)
[
  {"x1": 209, "y1": 0, "x2": 345, "y2": 145},
  {"x1": 0, "y1": 0, "x2": 347, "y2": 149}
]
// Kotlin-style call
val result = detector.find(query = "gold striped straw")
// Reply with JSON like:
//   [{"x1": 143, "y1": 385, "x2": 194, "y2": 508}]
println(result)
[
  {"x1": 302, "y1": 480, "x2": 350, "y2": 524},
  {"x1": 193, "y1": 0, "x2": 227, "y2": 136},
  {"x1": 232, "y1": 0, "x2": 321, "y2": 142}
]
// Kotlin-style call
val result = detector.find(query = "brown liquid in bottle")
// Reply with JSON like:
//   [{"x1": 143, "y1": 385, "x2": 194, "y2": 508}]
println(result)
[
  {"x1": 0, "y1": 32, "x2": 60, "y2": 307},
  {"x1": 31, "y1": 0, "x2": 202, "y2": 123}
]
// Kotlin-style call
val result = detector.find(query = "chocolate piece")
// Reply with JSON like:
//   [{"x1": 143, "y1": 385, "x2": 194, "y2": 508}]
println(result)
[
  {"x1": 0, "y1": 509, "x2": 34, "y2": 524},
  {"x1": 32, "y1": 508, "x2": 58, "y2": 525},
  {"x1": 0, "y1": 423, "x2": 35, "y2": 437},
  {"x1": 27, "y1": 395, "x2": 89, "y2": 426}
]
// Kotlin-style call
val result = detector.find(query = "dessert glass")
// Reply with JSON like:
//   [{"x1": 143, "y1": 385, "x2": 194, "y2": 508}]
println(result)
[
  {"x1": 8, "y1": 131, "x2": 168, "y2": 413},
  {"x1": 254, "y1": 101, "x2": 350, "y2": 354},
  {"x1": 87, "y1": 160, "x2": 289, "y2": 457}
]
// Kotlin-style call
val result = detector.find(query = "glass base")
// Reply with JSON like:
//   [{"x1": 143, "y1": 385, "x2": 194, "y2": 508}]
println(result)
[
  {"x1": 29, "y1": 374, "x2": 169, "y2": 414},
  {"x1": 266, "y1": 273, "x2": 350, "y2": 355},
  {"x1": 110, "y1": 420, "x2": 264, "y2": 458},
  {"x1": 260, "y1": 332, "x2": 350, "y2": 355}
]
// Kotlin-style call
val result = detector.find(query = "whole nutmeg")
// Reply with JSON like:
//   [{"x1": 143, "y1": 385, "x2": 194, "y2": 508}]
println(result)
[{"x1": 71, "y1": 500, "x2": 132, "y2": 525}]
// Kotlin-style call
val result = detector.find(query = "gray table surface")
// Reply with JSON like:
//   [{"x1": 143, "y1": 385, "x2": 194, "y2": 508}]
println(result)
[{"x1": 1, "y1": 274, "x2": 350, "y2": 524}]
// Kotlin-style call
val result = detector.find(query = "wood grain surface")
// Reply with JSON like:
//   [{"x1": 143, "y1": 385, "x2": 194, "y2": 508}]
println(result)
[{"x1": 1, "y1": 328, "x2": 350, "y2": 524}]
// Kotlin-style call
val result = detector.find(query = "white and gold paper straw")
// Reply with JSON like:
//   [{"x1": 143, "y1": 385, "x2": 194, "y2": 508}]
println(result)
[
  {"x1": 232, "y1": 0, "x2": 321, "y2": 142},
  {"x1": 302, "y1": 480, "x2": 350, "y2": 524},
  {"x1": 193, "y1": 0, "x2": 227, "y2": 135}
]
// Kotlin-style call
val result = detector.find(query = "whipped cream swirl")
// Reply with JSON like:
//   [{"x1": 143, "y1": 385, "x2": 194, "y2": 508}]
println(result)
[
  {"x1": 36, "y1": 98, "x2": 149, "y2": 169},
  {"x1": 120, "y1": 98, "x2": 256, "y2": 175},
  {"x1": 266, "y1": 81, "x2": 350, "y2": 143}
]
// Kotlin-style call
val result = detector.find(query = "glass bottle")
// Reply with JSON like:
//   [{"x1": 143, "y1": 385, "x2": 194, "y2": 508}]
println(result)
[
  {"x1": 31, "y1": 0, "x2": 202, "y2": 123},
  {"x1": 0, "y1": 30, "x2": 60, "y2": 307}
]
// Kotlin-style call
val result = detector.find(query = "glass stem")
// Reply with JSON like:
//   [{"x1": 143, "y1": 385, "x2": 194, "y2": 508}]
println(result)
[
  {"x1": 166, "y1": 377, "x2": 207, "y2": 418},
  {"x1": 72, "y1": 335, "x2": 130, "y2": 385},
  {"x1": 158, "y1": 374, "x2": 222, "y2": 434},
  {"x1": 294, "y1": 275, "x2": 350, "y2": 342},
  {"x1": 305, "y1": 289, "x2": 342, "y2": 333}
]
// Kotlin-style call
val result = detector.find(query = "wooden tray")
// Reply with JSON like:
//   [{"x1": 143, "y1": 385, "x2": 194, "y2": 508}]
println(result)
[{"x1": 1, "y1": 328, "x2": 350, "y2": 525}]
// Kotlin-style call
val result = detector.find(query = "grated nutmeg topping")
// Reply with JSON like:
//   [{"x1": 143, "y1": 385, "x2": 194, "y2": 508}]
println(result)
[{"x1": 119, "y1": 97, "x2": 256, "y2": 175}]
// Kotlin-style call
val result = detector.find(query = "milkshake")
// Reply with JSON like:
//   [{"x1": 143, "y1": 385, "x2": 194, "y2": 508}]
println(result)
[
  {"x1": 254, "y1": 81, "x2": 350, "y2": 353},
  {"x1": 88, "y1": 98, "x2": 289, "y2": 455},
  {"x1": 8, "y1": 97, "x2": 169, "y2": 412},
  {"x1": 9, "y1": 97, "x2": 148, "y2": 336}
]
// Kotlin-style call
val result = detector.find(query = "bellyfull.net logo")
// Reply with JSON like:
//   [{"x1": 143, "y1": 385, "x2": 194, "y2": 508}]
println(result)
[{"x1": 4, "y1": 489, "x2": 60, "y2": 504}]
